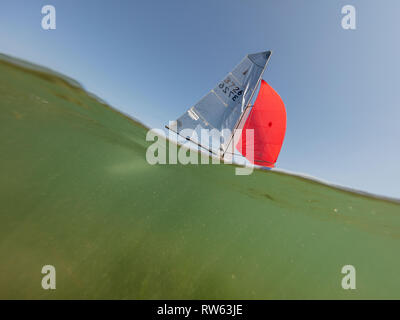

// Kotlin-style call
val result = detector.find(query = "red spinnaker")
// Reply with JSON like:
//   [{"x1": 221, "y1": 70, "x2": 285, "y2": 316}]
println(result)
[{"x1": 236, "y1": 80, "x2": 286, "y2": 167}]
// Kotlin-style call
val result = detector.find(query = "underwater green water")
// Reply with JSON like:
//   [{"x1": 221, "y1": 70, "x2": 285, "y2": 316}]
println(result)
[{"x1": 0, "y1": 55, "x2": 399, "y2": 299}]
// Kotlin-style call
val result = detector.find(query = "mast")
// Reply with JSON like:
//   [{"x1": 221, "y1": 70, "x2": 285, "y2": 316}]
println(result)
[{"x1": 221, "y1": 51, "x2": 272, "y2": 160}]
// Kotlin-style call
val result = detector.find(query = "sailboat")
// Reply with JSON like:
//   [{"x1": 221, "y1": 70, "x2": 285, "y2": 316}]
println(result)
[{"x1": 166, "y1": 51, "x2": 286, "y2": 168}]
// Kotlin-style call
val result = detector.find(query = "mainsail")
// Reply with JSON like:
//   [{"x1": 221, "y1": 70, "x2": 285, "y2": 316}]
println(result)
[{"x1": 167, "y1": 51, "x2": 271, "y2": 155}]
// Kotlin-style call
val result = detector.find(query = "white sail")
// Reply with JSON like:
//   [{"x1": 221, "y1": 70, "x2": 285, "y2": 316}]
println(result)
[
  {"x1": 168, "y1": 51, "x2": 271, "y2": 155},
  {"x1": 221, "y1": 104, "x2": 252, "y2": 163}
]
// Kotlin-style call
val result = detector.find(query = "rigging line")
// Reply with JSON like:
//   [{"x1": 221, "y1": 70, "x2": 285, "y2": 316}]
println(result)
[
  {"x1": 165, "y1": 125, "x2": 218, "y2": 156},
  {"x1": 222, "y1": 52, "x2": 272, "y2": 159},
  {"x1": 221, "y1": 151, "x2": 245, "y2": 157}
]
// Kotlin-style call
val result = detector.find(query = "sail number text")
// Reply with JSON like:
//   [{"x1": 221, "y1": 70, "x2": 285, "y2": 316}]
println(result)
[{"x1": 218, "y1": 77, "x2": 243, "y2": 103}]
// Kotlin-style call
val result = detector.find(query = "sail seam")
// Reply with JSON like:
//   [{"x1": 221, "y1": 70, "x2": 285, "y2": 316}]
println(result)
[
  {"x1": 211, "y1": 90, "x2": 228, "y2": 107},
  {"x1": 194, "y1": 107, "x2": 218, "y2": 130},
  {"x1": 229, "y1": 72, "x2": 242, "y2": 86}
]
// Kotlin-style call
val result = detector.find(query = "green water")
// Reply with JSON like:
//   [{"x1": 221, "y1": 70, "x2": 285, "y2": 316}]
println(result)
[{"x1": 0, "y1": 55, "x2": 399, "y2": 299}]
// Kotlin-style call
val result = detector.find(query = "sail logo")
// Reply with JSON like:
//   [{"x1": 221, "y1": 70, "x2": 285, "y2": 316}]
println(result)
[{"x1": 145, "y1": 125, "x2": 255, "y2": 175}]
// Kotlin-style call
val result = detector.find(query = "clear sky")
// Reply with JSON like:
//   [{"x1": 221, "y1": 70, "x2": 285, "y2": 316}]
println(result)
[{"x1": 1, "y1": 0, "x2": 399, "y2": 198}]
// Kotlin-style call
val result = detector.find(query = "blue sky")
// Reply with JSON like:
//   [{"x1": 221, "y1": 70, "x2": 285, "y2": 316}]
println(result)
[{"x1": 1, "y1": 0, "x2": 399, "y2": 198}]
